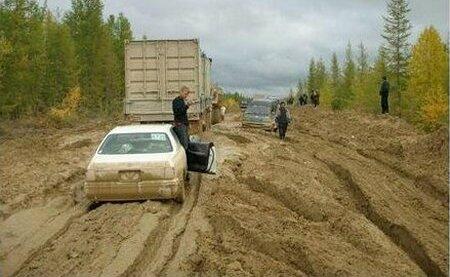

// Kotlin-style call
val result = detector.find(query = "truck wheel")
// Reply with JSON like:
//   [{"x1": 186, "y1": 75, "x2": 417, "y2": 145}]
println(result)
[{"x1": 175, "y1": 181, "x2": 186, "y2": 203}]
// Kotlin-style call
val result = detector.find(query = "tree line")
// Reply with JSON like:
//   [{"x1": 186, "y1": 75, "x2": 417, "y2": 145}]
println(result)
[
  {"x1": 0, "y1": 0, "x2": 133, "y2": 120},
  {"x1": 300, "y1": 0, "x2": 449, "y2": 131}
]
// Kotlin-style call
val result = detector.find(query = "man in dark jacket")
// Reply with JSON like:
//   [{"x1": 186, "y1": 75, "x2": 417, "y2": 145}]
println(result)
[
  {"x1": 300, "y1": 93, "x2": 308, "y2": 106},
  {"x1": 172, "y1": 85, "x2": 191, "y2": 149},
  {"x1": 275, "y1": 102, "x2": 291, "y2": 140},
  {"x1": 311, "y1": 90, "x2": 320, "y2": 107},
  {"x1": 379, "y1": 76, "x2": 390, "y2": 114}
]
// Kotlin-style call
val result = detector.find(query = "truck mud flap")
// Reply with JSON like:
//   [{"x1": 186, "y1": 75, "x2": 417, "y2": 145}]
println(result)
[{"x1": 187, "y1": 141, "x2": 217, "y2": 174}]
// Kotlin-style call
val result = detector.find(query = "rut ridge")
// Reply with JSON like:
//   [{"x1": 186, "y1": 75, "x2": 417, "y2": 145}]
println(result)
[{"x1": 319, "y1": 157, "x2": 445, "y2": 277}]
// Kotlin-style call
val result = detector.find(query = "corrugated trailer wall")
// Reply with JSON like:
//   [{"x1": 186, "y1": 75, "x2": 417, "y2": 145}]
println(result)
[
  {"x1": 203, "y1": 56, "x2": 212, "y2": 108},
  {"x1": 124, "y1": 39, "x2": 212, "y2": 124}
]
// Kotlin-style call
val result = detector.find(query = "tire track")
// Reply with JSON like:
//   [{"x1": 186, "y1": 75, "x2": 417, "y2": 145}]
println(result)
[
  {"x1": 131, "y1": 173, "x2": 202, "y2": 276},
  {"x1": 356, "y1": 148, "x2": 448, "y2": 206},
  {"x1": 241, "y1": 122, "x2": 445, "y2": 276},
  {"x1": 14, "y1": 201, "x2": 156, "y2": 277},
  {"x1": 1, "y1": 202, "x2": 90, "y2": 277},
  {"x1": 317, "y1": 157, "x2": 445, "y2": 277}
]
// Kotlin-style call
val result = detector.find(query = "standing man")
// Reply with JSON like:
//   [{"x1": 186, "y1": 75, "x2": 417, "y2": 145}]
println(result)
[
  {"x1": 299, "y1": 93, "x2": 307, "y2": 106},
  {"x1": 275, "y1": 101, "x2": 291, "y2": 140},
  {"x1": 220, "y1": 105, "x2": 226, "y2": 121},
  {"x1": 172, "y1": 85, "x2": 192, "y2": 149},
  {"x1": 311, "y1": 90, "x2": 320, "y2": 107},
  {"x1": 379, "y1": 76, "x2": 390, "y2": 114}
]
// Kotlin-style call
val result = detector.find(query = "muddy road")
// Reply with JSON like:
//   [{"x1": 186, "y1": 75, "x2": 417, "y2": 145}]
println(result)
[{"x1": 0, "y1": 107, "x2": 448, "y2": 276}]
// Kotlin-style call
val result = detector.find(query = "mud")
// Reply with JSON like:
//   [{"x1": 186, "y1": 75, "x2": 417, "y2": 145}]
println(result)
[{"x1": 0, "y1": 107, "x2": 447, "y2": 276}]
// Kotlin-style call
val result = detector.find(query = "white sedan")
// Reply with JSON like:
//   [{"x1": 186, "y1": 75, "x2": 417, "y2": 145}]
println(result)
[{"x1": 83, "y1": 124, "x2": 215, "y2": 202}]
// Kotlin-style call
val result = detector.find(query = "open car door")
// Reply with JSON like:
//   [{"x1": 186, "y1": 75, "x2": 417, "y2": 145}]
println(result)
[{"x1": 186, "y1": 141, "x2": 217, "y2": 174}]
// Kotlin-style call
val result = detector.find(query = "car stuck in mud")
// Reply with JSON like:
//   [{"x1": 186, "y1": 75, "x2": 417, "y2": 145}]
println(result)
[
  {"x1": 83, "y1": 124, "x2": 216, "y2": 203},
  {"x1": 242, "y1": 99, "x2": 277, "y2": 131},
  {"x1": 84, "y1": 124, "x2": 188, "y2": 202}
]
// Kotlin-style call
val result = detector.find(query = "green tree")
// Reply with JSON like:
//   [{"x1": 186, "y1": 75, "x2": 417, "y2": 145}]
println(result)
[
  {"x1": 306, "y1": 58, "x2": 316, "y2": 94},
  {"x1": 107, "y1": 13, "x2": 132, "y2": 95},
  {"x1": 354, "y1": 42, "x2": 370, "y2": 110},
  {"x1": 406, "y1": 26, "x2": 448, "y2": 130},
  {"x1": 0, "y1": 0, "x2": 46, "y2": 118},
  {"x1": 382, "y1": 0, "x2": 412, "y2": 116},
  {"x1": 315, "y1": 57, "x2": 327, "y2": 92},
  {"x1": 65, "y1": 0, "x2": 120, "y2": 114},
  {"x1": 330, "y1": 52, "x2": 344, "y2": 110},
  {"x1": 356, "y1": 42, "x2": 369, "y2": 78},
  {"x1": 364, "y1": 46, "x2": 389, "y2": 113},
  {"x1": 296, "y1": 78, "x2": 304, "y2": 95},
  {"x1": 341, "y1": 42, "x2": 356, "y2": 108},
  {"x1": 0, "y1": 34, "x2": 12, "y2": 92},
  {"x1": 43, "y1": 13, "x2": 78, "y2": 107}
]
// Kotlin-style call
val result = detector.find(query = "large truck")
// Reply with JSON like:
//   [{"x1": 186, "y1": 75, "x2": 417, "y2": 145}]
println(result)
[{"x1": 124, "y1": 39, "x2": 212, "y2": 133}]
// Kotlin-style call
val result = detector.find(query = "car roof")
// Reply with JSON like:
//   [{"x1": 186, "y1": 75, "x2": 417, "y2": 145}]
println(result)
[{"x1": 109, "y1": 124, "x2": 173, "y2": 134}]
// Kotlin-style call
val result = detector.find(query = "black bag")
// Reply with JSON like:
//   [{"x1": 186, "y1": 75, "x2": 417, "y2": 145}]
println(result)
[{"x1": 187, "y1": 141, "x2": 216, "y2": 174}]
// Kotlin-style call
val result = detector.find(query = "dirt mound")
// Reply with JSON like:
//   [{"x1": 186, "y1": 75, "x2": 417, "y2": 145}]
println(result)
[{"x1": 293, "y1": 107, "x2": 449, "y2": 205}]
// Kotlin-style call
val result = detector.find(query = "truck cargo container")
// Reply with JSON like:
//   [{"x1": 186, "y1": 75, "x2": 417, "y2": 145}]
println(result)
[{"x1": 124, "y1": 39, "x2": 212, "y2": 133}]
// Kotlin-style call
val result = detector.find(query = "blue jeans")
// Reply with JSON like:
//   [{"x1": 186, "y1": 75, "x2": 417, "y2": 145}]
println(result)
[{"x1": 173, "y1": 124, "x2": 189, "y2": 149}]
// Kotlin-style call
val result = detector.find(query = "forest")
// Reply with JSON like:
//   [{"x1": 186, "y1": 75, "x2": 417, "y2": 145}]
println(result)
[
  {"x1": 301, "y1": 0, "x2": 449, "y2": 131},
  {"x1": 0, "y1": 0, "x2": 132, "y2": 121}
]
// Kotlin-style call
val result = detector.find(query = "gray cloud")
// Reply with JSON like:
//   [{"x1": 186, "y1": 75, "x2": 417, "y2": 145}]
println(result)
[{"x1": 44, "y1": 0, "x2": 448, "y2": 96}]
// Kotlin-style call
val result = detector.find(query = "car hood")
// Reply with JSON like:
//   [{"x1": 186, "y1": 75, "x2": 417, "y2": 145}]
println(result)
[{"x1": 244, "y1": 114, "x2": 272, "y2": 122}]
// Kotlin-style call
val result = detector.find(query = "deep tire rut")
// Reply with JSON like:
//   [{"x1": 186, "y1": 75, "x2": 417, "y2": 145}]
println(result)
[
  {"x1": 131, "y1": 173, "x2": 202, "y2": 276},
  {"x1": 5, "y1": 202, "x2": 90, "y2": 277},
  {"x1": 357, "y1": 148, "x2": 448, "y2": 206},
  {"x1": 319, "y1": 157, "x2": 445, "y2": 277}
]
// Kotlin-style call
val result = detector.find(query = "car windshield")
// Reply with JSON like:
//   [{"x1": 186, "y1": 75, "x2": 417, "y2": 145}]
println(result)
[
  {"x1": 245, "y1": 105, "x2": 271, "y2": 115},
  {"x1": 98, "y1": 132, "x2": 173, "y2": 154}
]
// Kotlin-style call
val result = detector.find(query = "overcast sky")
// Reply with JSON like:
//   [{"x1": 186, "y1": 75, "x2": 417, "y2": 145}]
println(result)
[{"x1": 44, "y1": 0, "x2": 448, "y2": 96}]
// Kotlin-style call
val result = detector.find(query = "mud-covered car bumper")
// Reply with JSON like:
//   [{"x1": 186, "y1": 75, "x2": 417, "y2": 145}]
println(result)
[
  {"x1": 84, "y1": 179, "x2": 183, "y2": 201},
  {"x1": 242, "y1": 121, "x2": 275, "y2": 130}
]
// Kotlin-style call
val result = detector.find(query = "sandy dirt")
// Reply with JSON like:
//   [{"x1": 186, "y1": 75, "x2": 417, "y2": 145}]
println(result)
[{"x1": 0, "y1": 107, "x2": 448, "y2": 276}]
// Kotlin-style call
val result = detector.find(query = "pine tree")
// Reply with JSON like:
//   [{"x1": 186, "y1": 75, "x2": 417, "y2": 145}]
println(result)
[
  {"x1": 357, "y1": 42, "x2": 369, "y2": 78},
  {"x1": 382, "y1": 0, "x2": 412, "y2": 116},
  {"x1": 342, "y1": 42, "x2": 356, "y2": 107},
  {"x1": 330, "y1": 52, "x2": 341, "y2": 89},
  {"x1": 354, "y1": 42, "x2": 370, "y2": 110},
  {"x1": 306, "y1": 58, "x2": 316, "y2": 94},
  {"x1": 363, "y1": 46, "x2": 389, "y2": 113},
  {"x1": 321, "y1": 54, "x2": 339, "y2": 108},
  {"x1": 406, "y1": 26, "x2": 448, "y2": 130},
  {"x1": 374, "y1": 46, "x2": 388, "y2": 79},
  {"x1": 315, "y1": 58, "x2": 327, "y2": 92},
  {"x1": 330, "y1": 52, "x2": 344, "y2": 110},
  {"x1": 296, "y1": 78, "x2": 307, "y2": 103}
]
